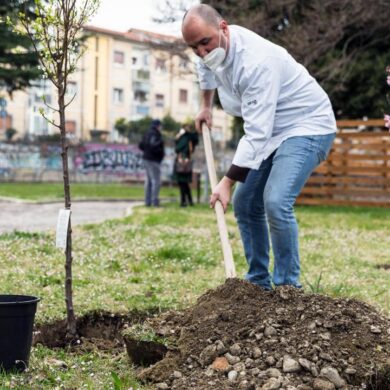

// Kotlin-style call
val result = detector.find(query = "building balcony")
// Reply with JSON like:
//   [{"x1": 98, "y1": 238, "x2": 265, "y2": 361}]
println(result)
[
  {"x1": 133, "y1": 104, "x2": 150, "y2": 116},
  {"x1": 132, "y1": 81, "x2": 150, "y2": 93},
  {"x1": 132, "y1": 69, "x2": 150, "y2": 81}
]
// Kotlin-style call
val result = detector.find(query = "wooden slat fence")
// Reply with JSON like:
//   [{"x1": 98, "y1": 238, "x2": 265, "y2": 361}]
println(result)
[{"x1": 297, "y1": 119, "x2": 390, "y2": 207}]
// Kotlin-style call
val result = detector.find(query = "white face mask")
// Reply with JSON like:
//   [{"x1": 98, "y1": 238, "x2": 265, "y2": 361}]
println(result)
[{"x1": 201, "y1": 29, "x2": 227, "y2": 72}]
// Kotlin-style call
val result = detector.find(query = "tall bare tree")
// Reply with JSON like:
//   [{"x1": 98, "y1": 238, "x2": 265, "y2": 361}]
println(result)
[
  {"x1": 17, "y1": 0, "x2": 100, "y2": 338},
  {"x1": 159, "y1": 0, "x2": 390, "y2": 118},
  {"x1": 204, "y1": 0, "x2": 389, "y2": 84},
  {"x1": 206, "y1": 0, "x2": 390, "y2": 117},
  {"x1": 153, "y1": 0, "x2": 194, "y2": 24}
]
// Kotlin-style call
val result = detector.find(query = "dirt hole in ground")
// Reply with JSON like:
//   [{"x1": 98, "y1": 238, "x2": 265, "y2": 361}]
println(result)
[
  {"x1": 124, "y1": 337, "x2": 168, "y2": 366},
  {"x1": 133, "y1": 279, "x2": 390, "y2": 390},
  {"x1": 375, "y1": 263, "x2": 390, "y2": 270},
  {"x1": 33, "y1": 310, "x2": 158, "y2": 351},
  {"x1": 365, "y1": 365, "x2": 390, "y2": 390}
]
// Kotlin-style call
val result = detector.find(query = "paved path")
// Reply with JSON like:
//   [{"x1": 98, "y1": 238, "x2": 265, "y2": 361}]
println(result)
[{"x1": 0, "y1": 199, "x2": 142, "y2": 234}]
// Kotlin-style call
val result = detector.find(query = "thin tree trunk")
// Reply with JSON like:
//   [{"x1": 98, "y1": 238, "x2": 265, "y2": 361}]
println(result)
[{"x1": 58, "y1": 90, "x2": 77, "y2": 338}]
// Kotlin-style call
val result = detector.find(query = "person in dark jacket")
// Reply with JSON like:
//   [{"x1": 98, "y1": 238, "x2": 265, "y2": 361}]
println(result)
[
  {"x1": 173, "y1": 124, "x2": 199, "y2": 207},
  {"x1": 139, "y1": 119, "x2": 165, "y2": 207}
]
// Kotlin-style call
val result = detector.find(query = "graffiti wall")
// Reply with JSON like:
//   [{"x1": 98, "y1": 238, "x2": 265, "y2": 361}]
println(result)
[
  {"x1": 0, "y1": 143, "x2": 61, "y2": 179},
  {"x1": 75, "y1": 144, "x2": 144, "y2": 177},
  {"x1": 0, "y1": 142, "x2": 175, "y2": 182}
]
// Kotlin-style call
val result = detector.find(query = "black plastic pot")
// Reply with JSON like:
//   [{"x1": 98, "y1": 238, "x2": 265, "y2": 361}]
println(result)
[{"x1": 0, "y1": 295, "x2": 40, "y2": 372}]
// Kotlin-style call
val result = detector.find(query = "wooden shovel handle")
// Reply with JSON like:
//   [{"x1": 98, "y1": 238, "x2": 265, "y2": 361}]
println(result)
[{"x1": 202, "y1": 124, "x2": 236, "y2": 278}]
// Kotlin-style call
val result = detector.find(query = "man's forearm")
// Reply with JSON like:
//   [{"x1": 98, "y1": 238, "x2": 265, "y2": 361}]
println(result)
[{"x1": 201, "y1": 89, "x2": 215, "y2": 109}]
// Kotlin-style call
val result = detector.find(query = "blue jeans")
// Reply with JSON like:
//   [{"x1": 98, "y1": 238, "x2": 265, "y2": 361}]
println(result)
[
  {"x1": 232, "y1": 134, "x2": 335, "y2": 290},
  {"x1": 144, "y1": 159, "x2": 161, "y2": 206}
]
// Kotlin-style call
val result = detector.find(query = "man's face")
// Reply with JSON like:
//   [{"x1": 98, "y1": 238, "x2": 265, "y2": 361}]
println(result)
[{"x1": 182, "y1": 17, "x2": 228, "y2": 59}]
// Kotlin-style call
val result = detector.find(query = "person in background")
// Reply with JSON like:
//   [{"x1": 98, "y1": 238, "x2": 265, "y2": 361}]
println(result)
[
  {"x1": 174, "y1": 124, "x2": 199, "y2": 207},
  {"x1": 139, "y1": 119, "x2": 165, "y2": 207}
]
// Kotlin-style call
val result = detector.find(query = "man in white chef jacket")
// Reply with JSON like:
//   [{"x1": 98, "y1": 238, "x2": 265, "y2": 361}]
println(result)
[{"x1": 182, "y1": 4, "x2": 337, "y2": 290}]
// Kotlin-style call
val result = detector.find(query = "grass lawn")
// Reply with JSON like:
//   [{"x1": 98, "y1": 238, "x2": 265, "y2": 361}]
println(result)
[
  {"x1": 0, "y1": 182, "x2": 179, "y2": 201},
  {"x1": 0, "y1": 203, "x2": 389, "y2": 388}
]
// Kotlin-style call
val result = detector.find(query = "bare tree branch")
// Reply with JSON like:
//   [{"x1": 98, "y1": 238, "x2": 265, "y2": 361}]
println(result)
[
  {"x1": 39, "y1": 108, "x2": 60, "y2": 128},
  {"x1": 64, "y1": 92, "x2": 77, "y2": 108},
  {"x1": 42, "y1": 94, "x2": 60, "y2": 112}
]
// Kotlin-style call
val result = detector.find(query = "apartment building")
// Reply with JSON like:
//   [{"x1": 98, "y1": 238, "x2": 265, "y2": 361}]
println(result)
[{"x1": 3, "y1": 26, "x2": 232, "y2": 144}]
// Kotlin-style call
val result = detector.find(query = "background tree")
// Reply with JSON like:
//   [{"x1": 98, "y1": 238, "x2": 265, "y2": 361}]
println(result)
[
  {"x1": 115, "y1": 116, "x2": 153, "y2": 144},
  {"x1": 17, "y1": 0, "x2": 100, "y2": 339},
  {"x1": 154, "y1": 0, "x2": 194, "y2": 24},
  {"x1": 156, "y1": 0, "x2": 390, "y2": 138},
  {"x1": 151, "y1": 0, "x2": 198, "y2": 79},
  {"x1": 204, "y1": 0, "x2": 390, "y2": 119},
  {"x1": 115, "y1": 114, "x2": 188, "y2": 143},
  {"x1": 114, "y1": 117, "x2": 129, "y2": 140},
  {"x1": 0, "y1": 0, "x2": 42, "y2": 96},
  {"x1": 5, "y1": 127, "x2": 17, "y2": 141},
  {"x1": 162, "y1": 113, "x2": 181, "y2": 135}
]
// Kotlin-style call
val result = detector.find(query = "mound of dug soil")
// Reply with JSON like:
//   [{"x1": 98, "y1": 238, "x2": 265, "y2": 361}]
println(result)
[{"x1": 135, "y1": 279, "x2": 390, "y2": 390}]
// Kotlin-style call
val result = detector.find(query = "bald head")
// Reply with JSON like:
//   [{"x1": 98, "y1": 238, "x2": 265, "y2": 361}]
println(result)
[
  {"x1": 182, "y1": 4, "x2": 223, "y2": 30},
  {"x1": 182, "y1": 4, "x2": 229, "y2": 59}
]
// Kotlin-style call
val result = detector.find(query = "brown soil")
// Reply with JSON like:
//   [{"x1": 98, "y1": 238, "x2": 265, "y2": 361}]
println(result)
[
  {"x1": 32, "y1": 281, "x2": 390, "y2": 389},
  {"x1": 375, "y1": 264, "x2": 390, "y2": 270},
  {"x1": 136, "y1": 279, "x2": 390, "y2": 390},
  {"x1": 125, "y1": 337, "x2": 168, "y2": 366}
]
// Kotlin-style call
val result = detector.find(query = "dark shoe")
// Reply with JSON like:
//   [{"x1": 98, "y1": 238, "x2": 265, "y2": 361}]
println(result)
[{"x1": 180, "y1": 202, "x2": 187, "y2": 207}]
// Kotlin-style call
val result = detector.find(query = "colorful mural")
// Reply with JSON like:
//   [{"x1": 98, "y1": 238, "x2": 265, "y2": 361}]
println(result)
[{"x1": 0, "y1": 142, "x2": 175, "y2": 181}]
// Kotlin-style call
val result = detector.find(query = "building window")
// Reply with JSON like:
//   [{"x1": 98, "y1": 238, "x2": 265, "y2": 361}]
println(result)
[
  {"x1": 0, "y1": 114, "x2": 12, "y2": 131},
  {"x1": 132, "y1": 57, "x2": 137, "y2": 66},
  {"x1": 33, "y1": 114, "x2": 48, "y2": 135},
  {"x1": 113, "y1": 88, "x2": 124, "y2": 104},
  {"x1": 155, "y1": 58, "x2": 166, "y2": 73},
  {"x1": 114, "y1": 51, "x2": 124, "y2": 65},
  {"x1": 155, "y1": 94, "x2": 164, "y2": 108},
  {"x1": 143, "y1": 53, "x2": 149, "y2": 66},
  {"x1": 65, "y1": 120, "x2": 76, "y2": 134},
  {"x1": 136, "y1": 69, "x2": 150, "y2": 80},
  {"x1": 136, "y1": 105, "x2": 149, "y2": 115},
  {"x1": 34, "y1": 93, "x2": 51, "y2": 104},
  {"x1": 179, "y1": 89, "x2": 188, "y2": 104},
  {"x1": 134, "y1": 90, "x2": 147, "y2": 102},
  {"x1": 66, "y1": 81, "x2": 77, "y2": 97}
]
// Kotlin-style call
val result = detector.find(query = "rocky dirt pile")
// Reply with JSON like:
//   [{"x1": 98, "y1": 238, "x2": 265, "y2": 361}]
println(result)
[{"x1": 134, "y1": 279, "x2": 390, "y2": 390}]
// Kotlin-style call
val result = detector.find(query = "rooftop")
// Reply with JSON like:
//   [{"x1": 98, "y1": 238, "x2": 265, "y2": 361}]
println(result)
[{"x1": 84, "y1": 25, "x2": 181, "y2": 44}]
